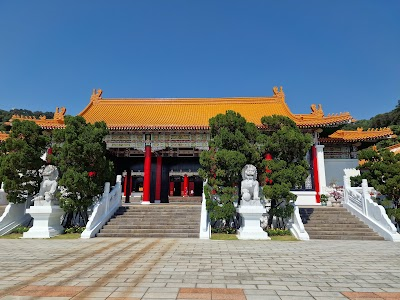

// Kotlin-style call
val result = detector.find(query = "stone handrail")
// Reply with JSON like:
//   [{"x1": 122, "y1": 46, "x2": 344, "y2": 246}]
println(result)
[
  {"x1": 343, "y1": 175, "x2": 400, "y2": 242},
  {"x1": 287, "y1": 203, "x2": 309, "y2": 241},
  {"x1": 81, "y1": 175, "x2": 122, "y2": 238},
  {"x1": 199, "y1": 181, "x2": 210, "y2": 239}
]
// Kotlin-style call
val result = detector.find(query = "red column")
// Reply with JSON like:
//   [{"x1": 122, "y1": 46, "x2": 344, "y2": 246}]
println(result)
[
  {"x1": 123, "y1": 174, "x2": 127, "y2": 196},
  {"x1": 155, "y1": 156, "x2": 162, "y2": 202},
  {"x1": 130, "y1": 173, "x2": 133, "y2": 196},
  {"x1": 143, "y1": 145, "x2": 152, "y2": 203},
  {"x1": 312, "y1": 146, "x2": 321, "y2": 203},
  {"x1": 183, "y1": 174, "x2": 189, "y2": 197}
]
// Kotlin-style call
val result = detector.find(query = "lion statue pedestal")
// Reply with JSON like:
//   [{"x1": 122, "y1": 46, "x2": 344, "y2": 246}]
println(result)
[
  {"x1": 23, "y1": 165, "x2": 64, "y2": 238},
  {"x1": 236, "y1": 165, "x2": 270, "y2": 240}
]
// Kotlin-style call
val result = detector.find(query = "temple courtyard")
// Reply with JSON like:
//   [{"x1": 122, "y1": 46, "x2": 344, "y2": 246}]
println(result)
[{"x1": 0, "y1": 238, "x2": 399, "y2": 300}]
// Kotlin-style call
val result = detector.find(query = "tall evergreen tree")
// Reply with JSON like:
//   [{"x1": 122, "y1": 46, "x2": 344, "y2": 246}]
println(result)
[
  {"x1": 199, "y1": 111, "x2": 261, "y2": 228},
  {"x1": 0, "y1": 120, "x2": 49, "y2": 203},
  {"x1": 260, "y1": 115, "x2": 313, "y2": 228},
  {"x1": 51, "y1": 116, "x2": 114, "y2": 226}
]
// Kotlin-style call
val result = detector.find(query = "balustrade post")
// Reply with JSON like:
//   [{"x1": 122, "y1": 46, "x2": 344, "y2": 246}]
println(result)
[
  {"x1": 361, "y1": 179, "x2": 369, "y2": 216},
  {"x1": 104, "y1": 182, "x2": 110, "y2": 216}
]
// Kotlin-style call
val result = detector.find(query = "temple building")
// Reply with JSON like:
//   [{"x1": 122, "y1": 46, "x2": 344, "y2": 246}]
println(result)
[{"x1": 2, "y1": 87, "x2": 395, "y2": 205}]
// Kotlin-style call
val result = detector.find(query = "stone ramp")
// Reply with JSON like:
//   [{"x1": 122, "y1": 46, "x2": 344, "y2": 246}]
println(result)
[
  {"x1": 299, "y1": 206, "x2": 385, "y2": 240},
  {"x1": 97, "y1": 204, "x2": 201, "y2": 238}
]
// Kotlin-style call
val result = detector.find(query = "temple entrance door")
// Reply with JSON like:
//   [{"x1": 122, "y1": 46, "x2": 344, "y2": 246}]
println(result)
[{"x1": 174, "y1": 181, "x2": 182, "y2": 196}]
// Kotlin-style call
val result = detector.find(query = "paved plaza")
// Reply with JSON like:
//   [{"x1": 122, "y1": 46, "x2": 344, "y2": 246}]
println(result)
[{"x1": 0, "y1": 238, "x2": 399, "y2": 300}]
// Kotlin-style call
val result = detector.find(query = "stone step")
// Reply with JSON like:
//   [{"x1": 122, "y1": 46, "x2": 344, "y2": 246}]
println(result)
[
  {"x1": 101, "y1": 230, "x2": 200, "y2": 234},
  {"x1": 305, "y1": 229, "x2": 381, "y2": 236},
  {"x1": 304, "y1": 223, "x2": 370, "y2": 229},
  {"x1": 97, "y1": 232, "x2": 199, "y2": 238},
  {"x1": 104, "y1": 224, "x2": 199, "y2": 229},
  {"x1": 310, "y1": 235, "x2": 384, "y2": 240}
]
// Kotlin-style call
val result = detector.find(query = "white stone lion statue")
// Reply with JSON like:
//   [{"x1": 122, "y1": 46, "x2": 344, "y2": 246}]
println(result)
[
  {"x1": 33, "y1": 165, "x2": 59, "y2": 206},
  {"x1": 241, "y1": 164, "x2": 261, "y2": 206}
]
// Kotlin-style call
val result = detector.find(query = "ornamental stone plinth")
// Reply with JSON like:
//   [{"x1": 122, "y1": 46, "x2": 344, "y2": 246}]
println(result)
[
  {"x1": 236, "y1": 205, "x2": 270, "y2": 240},
  {"x1": 23, "y1": 206, "x2": 64, "y2": 238}
]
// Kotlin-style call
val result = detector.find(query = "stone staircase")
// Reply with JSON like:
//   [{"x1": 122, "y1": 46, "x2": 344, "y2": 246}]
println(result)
[
  {"x1": 97, "y1": 204, "x2": 201, "y2": 238},
  {"x1": 299, "y1": 207, "x2": 384, "y2": 240}
]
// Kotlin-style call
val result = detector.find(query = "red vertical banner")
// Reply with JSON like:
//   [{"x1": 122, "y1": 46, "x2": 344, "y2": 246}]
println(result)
[
  {"x1": 183, "y1": 174, "x2": 189, "y2": 197},
  {"x1": 265, "y1": 153, "x2": 273, "y2": 184},
  {"x1": 312, "y1": 146, "x2": 321, "y2": 203},
  {"x1": 155, "y1": 156, "x2": 162, "y2": 201},
  {"x1": 143, "y1": 145, "x2": 151, "y2": 203}
]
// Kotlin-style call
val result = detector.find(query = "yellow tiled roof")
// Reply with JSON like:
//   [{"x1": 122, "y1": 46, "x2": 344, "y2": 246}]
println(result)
[
  {"x1": 0, "y1": 132, "x2": 9, "y2": 142},
  {"x1": 388, "y1": 143, "x2": 400, "y2": 154},
  {"x1": 327, "y1": 127, "x2": 394, "y2": 142},
  {"x1": 78, "y1": 87, "x2": 354, "y2": 130},
  {"x1": 9, "y1": 107, "x2": 66, "y2": 129}
]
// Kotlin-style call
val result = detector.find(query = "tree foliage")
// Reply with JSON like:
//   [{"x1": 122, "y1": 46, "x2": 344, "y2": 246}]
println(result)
[
  {"x1": 200, "y1": 111, "x2": 313, "y2": 230},
  {"x1": 352, "y1": 147, "x2": 400, "y2": 224},
  {"x1": 199, "y1": 111, "x2": 260, "y2": 227},
  {"x1": 50, "y1": 116, "x2": 114, "y2": 225},
  {"x1": 260, "y1": 115, "x2": 313, "y2": 227},
  {"x1": 0, "y1": 120, "x2": 49, "y2": 203}
]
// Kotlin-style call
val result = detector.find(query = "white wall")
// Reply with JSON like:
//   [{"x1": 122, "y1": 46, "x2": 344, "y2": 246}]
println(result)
[{"x1": 325, "y1": 159, "x2": 359, "y2": 187}]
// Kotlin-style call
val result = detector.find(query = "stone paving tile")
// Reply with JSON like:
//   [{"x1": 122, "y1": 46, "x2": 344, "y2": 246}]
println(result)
[{"x1": 0, "y1": 238, "x2": 400, "y2": 299}]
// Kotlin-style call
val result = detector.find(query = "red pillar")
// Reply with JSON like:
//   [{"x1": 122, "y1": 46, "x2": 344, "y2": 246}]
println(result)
[
  {"x1": 183, "y1": 174, "x2": 189, "y2": 197},
  {"x1": 312, "y1": 146, "x2": 321, "y2": 203},
  {"x1": 123, "y1": 174, "x2": 128, "y2": 196},
  {"x1": 143, "y1": 145, "x2": 152, "y2": 204},
  {"x1": 155, "y1": 156, "x2": 162, "y2": 202}
]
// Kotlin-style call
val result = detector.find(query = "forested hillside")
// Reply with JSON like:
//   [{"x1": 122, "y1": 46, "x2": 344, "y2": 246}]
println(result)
[{"x1": 0, "y1": 109, "x2": 54, "y2": 131}]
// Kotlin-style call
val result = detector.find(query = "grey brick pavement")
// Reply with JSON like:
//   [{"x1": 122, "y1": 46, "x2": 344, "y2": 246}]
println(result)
[{"x1": 0, "y1": 238, "x2": 399, "y2": 299}]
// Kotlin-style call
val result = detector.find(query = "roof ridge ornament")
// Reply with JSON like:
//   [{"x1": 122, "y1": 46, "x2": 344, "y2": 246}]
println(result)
[
  {"x1": 91, "y1": 88, "x2": 103, "y2": 104},
  {"x1": 272, "y1": 86, "x2": 285, "y2": 100},
  {"x1": 310, "y1": 104, "x2": 324, "y2": 117}
]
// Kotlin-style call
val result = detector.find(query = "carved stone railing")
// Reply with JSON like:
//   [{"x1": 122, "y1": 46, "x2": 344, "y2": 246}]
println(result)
[
  {"x1": 0, "y1": 196, "x2": 32, "y2": 236},
  {"x1": 81, "y1": 176, "x2": 122, "y2": 238},
  {"x1": 343, "y1": 174, "x2": 400, "y2": 242},
  {"x1": 199, "y1": 181, "x2": 210, "y2": 239},
  {"x1": 287, "y1": 203, "x2": 309, "y2": 241}
]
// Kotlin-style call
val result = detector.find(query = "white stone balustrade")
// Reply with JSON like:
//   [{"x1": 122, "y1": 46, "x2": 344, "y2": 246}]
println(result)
[
  {"x1": 343, "y1": 171, "x2": 400, "y2": 242},
  {"x1": 287, "y1": 203, "x2": 310, "y2": 240},
  {"x1": 81, "y1": 175, "x2": 122, "y2": 238},
  {"x1": 199, "y1": 181, "x2": 211, "y2": 239}
]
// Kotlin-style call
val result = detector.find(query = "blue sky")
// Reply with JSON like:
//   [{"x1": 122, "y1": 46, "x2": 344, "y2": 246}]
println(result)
[{"x1": 0, "y1": 1, "x2": 399, "y2": 121}]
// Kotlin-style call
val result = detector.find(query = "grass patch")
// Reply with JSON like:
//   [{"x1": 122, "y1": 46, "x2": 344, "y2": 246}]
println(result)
[
  {"x1": 211, "y1": 233, "x2": 238, "y2": 240},
  {"x1": 0, "y1": 232, "x2": 81, "y2": 239},
  {"x1": 0, "y1": 233, "x2": 23, "y2": 239},
  {"x1": 270, "y1": 235, "x2": 298, "y2": 241},
  {"x1": 51, "y1": 233, "x2": 81, "y2": 239}
]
